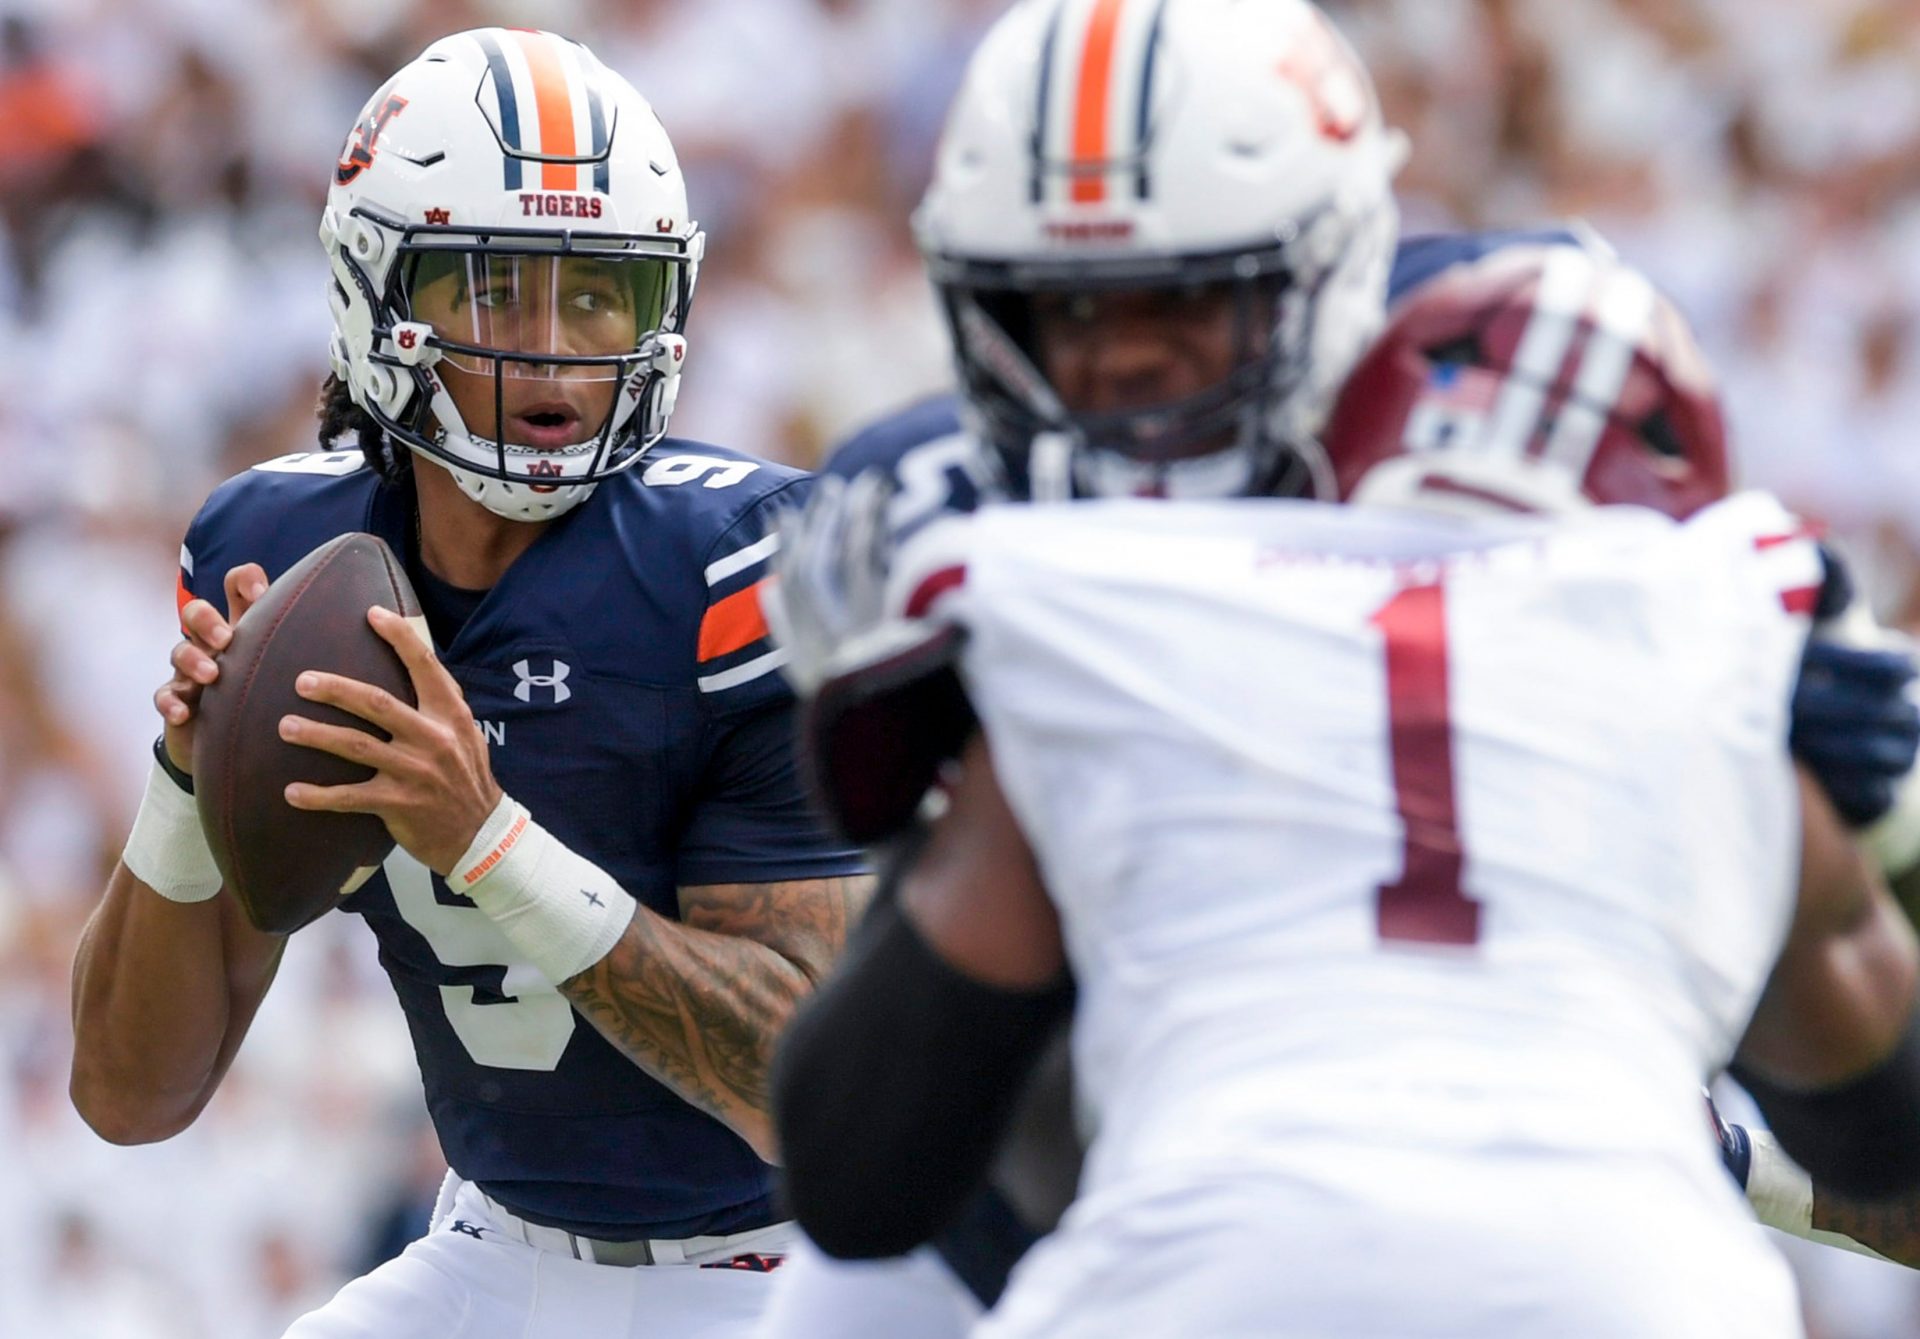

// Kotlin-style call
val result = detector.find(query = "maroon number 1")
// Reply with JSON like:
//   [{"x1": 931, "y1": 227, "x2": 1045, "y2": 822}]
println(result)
[{"x1": 1370, "y1": 579, "x2": 1481, "y2": 946}]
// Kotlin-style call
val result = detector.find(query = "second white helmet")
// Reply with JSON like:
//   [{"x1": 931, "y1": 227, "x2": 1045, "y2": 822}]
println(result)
[{"x1": 915, "y1": 0, "x2": 1406, "y2": 500}]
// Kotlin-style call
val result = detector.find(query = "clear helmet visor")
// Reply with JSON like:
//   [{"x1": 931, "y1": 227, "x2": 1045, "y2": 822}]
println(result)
[
  {"x1": 398, "y1": 249, "x2": 679, "y2": 456},
  {"x1": 405, "y1": 250, "x2": 673, "y2": 381}
]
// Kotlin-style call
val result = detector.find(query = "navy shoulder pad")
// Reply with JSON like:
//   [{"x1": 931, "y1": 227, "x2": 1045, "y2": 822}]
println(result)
[
  {"x1": 823, "y1": 395, "x2": 966, "y2": 480},
  {"x1": 1390, "y1": 225, "x2": 1591, "y2": 305},
  {"x1": 180, "y1": 450, "x2": 389, "y2": 618},
  {"x1": 591, "y1": 439, "x2": 817, "y2": 712},
  {"x1": 822, "y1": 395, "x2": 996, "y2": 535}
]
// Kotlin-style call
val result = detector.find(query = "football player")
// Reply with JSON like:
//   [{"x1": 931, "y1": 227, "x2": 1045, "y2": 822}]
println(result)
[
  {"x1": 753, "y1": 2, "x2": 1920, "y2": 1334},
  {"x1": 69, "y1": 29, "x2": 868, "y2": 1339},
  {"x1": 772, "y1": 241, "x2": 1920, "y2": 1338},
  {"x1": 756, "y1": 1, "x2": 1405, "y2": 1328}
]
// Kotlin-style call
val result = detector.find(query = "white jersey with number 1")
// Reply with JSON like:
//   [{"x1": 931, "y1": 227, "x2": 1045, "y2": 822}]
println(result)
[{"x1": 893, "y1": 493, "x2": 1821, "y2": 1339}]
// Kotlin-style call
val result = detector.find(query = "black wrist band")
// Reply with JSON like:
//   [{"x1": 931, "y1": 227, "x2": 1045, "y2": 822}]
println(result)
[
  {"x1": 153, "y1": 734, "x2": 195, "y2": 795},
  {"x1": 1732, "y1": 1012, "x2": 1920, "y2": 1201}
]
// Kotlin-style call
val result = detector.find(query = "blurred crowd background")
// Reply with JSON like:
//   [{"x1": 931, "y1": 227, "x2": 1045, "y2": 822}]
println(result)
[{"x1": 2, "y1": 0, "x2": 1919, "y2": 1334}]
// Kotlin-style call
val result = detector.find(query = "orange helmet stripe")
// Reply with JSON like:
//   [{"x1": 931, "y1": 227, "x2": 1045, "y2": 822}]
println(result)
[
  {"x1": 1069, "y1": 0, "x2": 1127, "y2": 204},
  {"x1": 512, "y1": 30, "x2": 580, "y2": 191}
]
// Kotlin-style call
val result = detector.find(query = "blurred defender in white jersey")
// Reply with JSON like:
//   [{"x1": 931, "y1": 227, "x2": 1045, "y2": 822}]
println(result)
[{"x1": 768, "y1": 244, "x2": 1920, "y2": 1338}]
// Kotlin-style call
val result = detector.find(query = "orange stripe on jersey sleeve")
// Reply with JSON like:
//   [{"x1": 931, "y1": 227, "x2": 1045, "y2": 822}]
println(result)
[
  {"x1": 1069, "y1": 0, "x2": 1127, "y2": 204},
  {"x1": 513, "y1": 30, "x2": 579, "y2": 190},
  {"x1": 176, "y1": 570, "x2": 193, "y2": 627},
  {"x1": 699, "y1": 579, "x2": 772, "y2": 663}
]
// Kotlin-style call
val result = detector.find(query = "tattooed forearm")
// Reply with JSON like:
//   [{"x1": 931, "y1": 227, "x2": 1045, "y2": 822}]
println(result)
[
  {"x1": 1813, "y1": 1186, "x2": 1920, "y2": 1267},
  {"x1": 560, "y1": 874, "x2": 873, "y2": 1158}
]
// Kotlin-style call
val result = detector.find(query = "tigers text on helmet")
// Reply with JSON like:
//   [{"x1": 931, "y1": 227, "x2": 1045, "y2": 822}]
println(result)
[
  {"x1": 914, "y1": 0, "x2": 1405, "y2": 502},
  {"x1": 1325, "y1": 244, "x2": 1731, "y2": 521},
  {"x1": 320, "y1": 28, "x2": 703, "y2": 522}
]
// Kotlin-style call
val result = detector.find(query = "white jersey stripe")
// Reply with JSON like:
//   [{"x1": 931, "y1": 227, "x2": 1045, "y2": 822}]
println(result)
[
  {"x1": 1754, "y1": 530, "x2": 1824, "y2": 596},
  {"x1": 705, "y1": 533, "x2": 780, "y2": 587},
  {"x1": 697, "y1": 647, "x2": 789, "y2": 693},
  {"x1": 1541, "y1": 264, "x2": 1658, "y2": 474},
  {"x1": 1480, "y1": 246, "x2": 1594, "y2": 458},
  {"x1": 1044, "y1": 0, "x2": 1095, "y2": 188},
  {"x1": 179, "y1": 544, "x2": 194, "y2": 578}
]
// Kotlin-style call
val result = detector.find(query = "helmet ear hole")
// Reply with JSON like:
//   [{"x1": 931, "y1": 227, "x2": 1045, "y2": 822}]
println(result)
[
  {"x1": 1640, "y1": 406, "x2": 1687, "y2": 461},
  {"x1": 1423, "y1": 334, "x2": 1484, "y2": 367},
  {"x1": 348, "y1": 220, "x2": 385, "y2": 267}
]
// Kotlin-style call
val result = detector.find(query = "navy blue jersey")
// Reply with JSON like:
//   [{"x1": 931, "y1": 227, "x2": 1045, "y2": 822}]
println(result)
[{"x1": 180, "y1": 442, "x2": 864, "y2": 1236}]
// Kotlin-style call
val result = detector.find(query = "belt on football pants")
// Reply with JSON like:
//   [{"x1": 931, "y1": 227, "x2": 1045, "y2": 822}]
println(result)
[{"x1": 477, "y1": 1190, "x2": 791, "y2": 1267}]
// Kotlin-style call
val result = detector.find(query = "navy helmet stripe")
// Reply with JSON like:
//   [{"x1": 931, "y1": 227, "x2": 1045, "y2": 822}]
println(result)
[
  {"x1": 586, "y1": 83, "x2": 610, "y2": 193},
  {"x1": 1030, "y1": 2, "x2": 1066, "y2": 204},
  {"x1": 475, "y1": 32, "x2": 525, "y2": 190},
  {"x1": 1134, "y1": 0, "x2": 1169, "y2": 199}
]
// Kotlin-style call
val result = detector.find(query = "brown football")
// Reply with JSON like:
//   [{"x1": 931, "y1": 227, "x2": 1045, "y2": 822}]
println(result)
[{"x1": 193, "y1": 533, "x2": 422, "y2": 934}]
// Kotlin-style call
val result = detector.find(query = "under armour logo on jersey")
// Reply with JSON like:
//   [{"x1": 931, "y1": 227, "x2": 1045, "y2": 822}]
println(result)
[
  {"x1": 513, "y1": 659, "x2": 572, "y2": 704},
  {"x1": 450, "y1": 1220, "x2": 486, "y2": 1239}
]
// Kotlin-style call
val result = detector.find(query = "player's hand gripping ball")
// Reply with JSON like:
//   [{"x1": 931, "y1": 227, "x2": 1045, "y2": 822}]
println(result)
[{"x1": 192, "y1": 534, "x2": 423, "y2": 933}]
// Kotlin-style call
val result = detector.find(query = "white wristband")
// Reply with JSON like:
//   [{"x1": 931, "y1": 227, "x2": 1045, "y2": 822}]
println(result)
[
  {"x1": 1745, "y1": 1128, "x2": 1813, "y2": 1236},
  {"x1": 122, "y1": 756, "x2": 223, "y2": 903},
  {"x1": 451, "y1": 794, "x2": 636, "y2": 985},
  {"x1": 1745, "y1": 1127, "x2": 1899, "y2": 1261}
]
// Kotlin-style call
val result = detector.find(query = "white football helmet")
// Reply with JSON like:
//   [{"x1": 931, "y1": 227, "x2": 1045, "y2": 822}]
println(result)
[
  {"x1": 321, "y1": 28, "x2": 703, "y2": 522},
  {"x1": 915, "y1": 0, "x2": 1406, "y2": 500}
]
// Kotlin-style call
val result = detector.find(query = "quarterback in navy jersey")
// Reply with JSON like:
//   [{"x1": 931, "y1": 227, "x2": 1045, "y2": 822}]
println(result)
[
  {"x1": 176, "y1": 441, "x2": 849, "y2": 1234},
  {"x1": 72, "y1": 29, "x2": 864, "y2": 1339}
]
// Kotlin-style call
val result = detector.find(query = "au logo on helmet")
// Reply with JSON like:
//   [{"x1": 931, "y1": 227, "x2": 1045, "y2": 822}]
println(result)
[
  {"x1": 336, "y1": 94, "x2": 411, "y2": 186},
  {"x1": 1274, "y1": 10, "x2": 1368, "y2": 143}
]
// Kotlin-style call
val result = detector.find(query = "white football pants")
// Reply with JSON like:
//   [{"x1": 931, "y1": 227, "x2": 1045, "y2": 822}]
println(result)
[
  {"x1": 978, "y1": 1146, "x2": 1804, "y2": 1339},
  {"x1": 282, "y1": 1178, "x2": 792, "y2": 1339}
]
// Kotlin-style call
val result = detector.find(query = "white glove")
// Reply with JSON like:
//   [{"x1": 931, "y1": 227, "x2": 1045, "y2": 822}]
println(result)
[{"x1": 765, "y1": 470, "x2": 908, "y2": 698}]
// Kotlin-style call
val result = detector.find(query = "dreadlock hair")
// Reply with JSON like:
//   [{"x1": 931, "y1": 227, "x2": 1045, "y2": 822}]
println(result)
[{"x1": 317, "y1": 374, "x2": 411, "y2": 484}]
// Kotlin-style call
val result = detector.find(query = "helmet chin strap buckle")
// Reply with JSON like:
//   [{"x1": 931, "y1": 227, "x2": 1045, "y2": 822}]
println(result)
[
  {"x1": 389, "y1": 322, "x2": 441, "y2": 368},
  {"x1": 649, "y1": 333, "x2": 687, "y2": 373}
]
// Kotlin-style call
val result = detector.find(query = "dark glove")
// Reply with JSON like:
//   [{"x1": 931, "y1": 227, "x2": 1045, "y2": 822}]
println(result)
[{"x1": 1790, "y1": 638, "x2": 1920, "y2": 827}]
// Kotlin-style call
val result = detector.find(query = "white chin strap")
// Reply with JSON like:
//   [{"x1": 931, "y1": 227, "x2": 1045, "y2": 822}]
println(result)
[
  {"x1": 1074, "y1": 440, "x2": 1265, "y2": 501},
  {"x1": 1082, "y1": 443, "x2": 1259, "y2": 499},
  {"x1": 428, "y1": 451, "x2": 600, "y2": 523}
]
